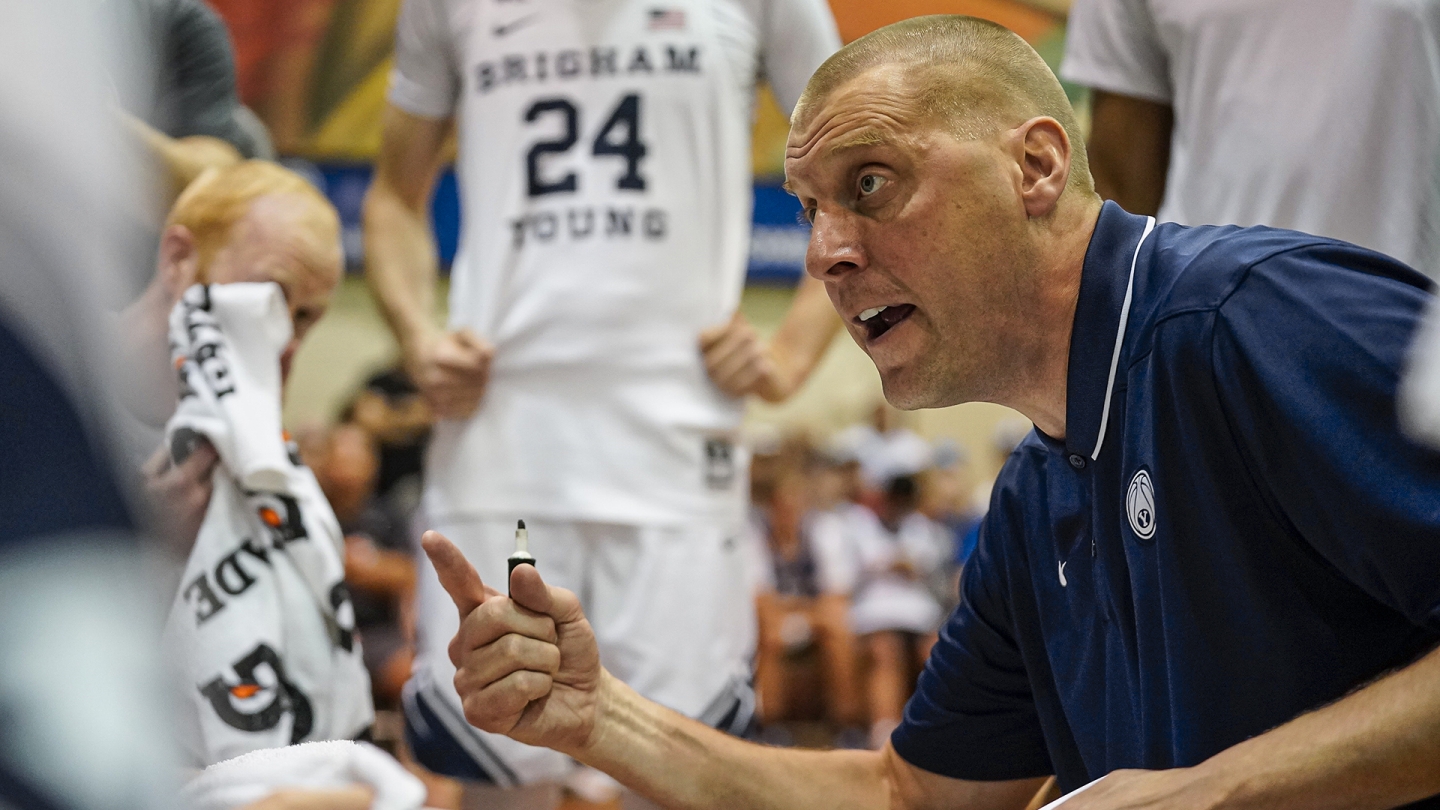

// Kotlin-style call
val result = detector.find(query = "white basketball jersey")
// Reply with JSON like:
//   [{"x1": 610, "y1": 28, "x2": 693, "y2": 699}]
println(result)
[{"x1": 389, "y1": 0, "x2": 838, "y2": 526}]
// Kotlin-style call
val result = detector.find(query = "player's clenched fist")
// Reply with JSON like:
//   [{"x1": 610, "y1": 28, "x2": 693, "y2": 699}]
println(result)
[
  {"x1": 406, "y1": 329, "x2": 493, "y2": 419},
  {"x1": 420, "y1": 530, "x2": 603, "y2": 753}
]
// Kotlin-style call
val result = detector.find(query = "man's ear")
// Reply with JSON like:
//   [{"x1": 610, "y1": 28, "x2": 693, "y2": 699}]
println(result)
[
  {"x1": 1016, "y1": 116, "x2": 1071, "y2": 218},
  {"x1": 157, "y1": 224, "x2": 202, "y2": 299}
]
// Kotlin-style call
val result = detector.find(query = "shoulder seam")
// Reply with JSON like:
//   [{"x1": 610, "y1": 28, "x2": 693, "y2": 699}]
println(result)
[{"x1": 1123, "y1": 239, "x2": 1336, "y2": 373}]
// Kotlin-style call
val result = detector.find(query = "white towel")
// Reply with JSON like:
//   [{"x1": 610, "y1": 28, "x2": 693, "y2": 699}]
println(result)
[
  {"x1": 180, "y1": 741, "x2": 428, "y2": 810},
  {"x1": 167, "y1": 283, "x2": 292, "y2": 491},
  {"x1": 163, "y1": 282, "x2": 373, "y2": 767}
]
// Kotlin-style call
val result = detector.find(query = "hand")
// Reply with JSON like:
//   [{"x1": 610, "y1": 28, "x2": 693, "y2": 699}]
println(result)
[
  {"x1": 1058, "y1": 768, "x2": 1230, "y2": 810},
  {"x1": 141, "y1": 439, "x2": 219, "y2": 557},
  {"x1": 699, "y1": 311, "x2": 794, "y2": 402},
  {"x1": 406, "y1": 329, "x2": 493, "y2": 419},
  {"x1": 421, "y1": 530, "x2": 603, "y2": 754}
]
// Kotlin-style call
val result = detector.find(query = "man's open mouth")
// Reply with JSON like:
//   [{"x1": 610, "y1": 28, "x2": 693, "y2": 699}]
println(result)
[{"x1": 857, "y1": 304, "x2": 916, "y2": 341}]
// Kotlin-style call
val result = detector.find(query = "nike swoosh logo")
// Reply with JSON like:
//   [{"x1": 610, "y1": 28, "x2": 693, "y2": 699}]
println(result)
[
  {"x1": 493, "y1": 13, "x2": 539, "y2": 37},
  {"x1": 1058, "y1": 560, "x2": 1068, "y2": 587}
]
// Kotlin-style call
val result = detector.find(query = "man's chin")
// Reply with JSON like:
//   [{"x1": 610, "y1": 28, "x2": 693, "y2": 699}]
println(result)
[{"x1": 877, "y1": 366, "x2": 953, "y2": 411}]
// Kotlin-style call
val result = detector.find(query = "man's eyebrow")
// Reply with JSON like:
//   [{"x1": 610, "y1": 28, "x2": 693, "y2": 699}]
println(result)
[
  {"x1": 781, "y1": 180, "x2": 795, "y2": 195},
  {"x1": 827, "y1": 130, "x2": 894, "y2": 155}
]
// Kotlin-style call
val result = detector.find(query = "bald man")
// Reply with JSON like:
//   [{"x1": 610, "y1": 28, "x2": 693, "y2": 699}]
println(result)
[
  {"x1": 421, "y1": 16, "x2": 1440, "y2": 810},
  {"x1": 122, "y1": 160, "x2": 343, "y2": 554}
]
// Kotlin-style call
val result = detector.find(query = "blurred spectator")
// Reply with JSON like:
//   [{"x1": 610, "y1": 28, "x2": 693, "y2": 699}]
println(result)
[
  {"x1": 307, "y1": 421, "x2": 419, "y2": 708},
  {"x1": 749, "y1": 445, "x2": 864, "y2": 745},
  {"x1": 845, "y1": 448, "x2": 949, "y2": 749},
  {"x1": 917, "y1": 440, "x2": 980, "y2": 610},
  {"x1": 342, "y1": 367, "x2": 433, "y2": 513},
  {"x1": 1063, "y1": 0, "x2": 1440, "y2": 279}
]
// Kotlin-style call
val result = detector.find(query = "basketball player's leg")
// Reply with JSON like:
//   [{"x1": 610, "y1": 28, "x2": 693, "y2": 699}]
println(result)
[
  {"x1": 585, "y1": 520, "x2": 757, "y2": 810},
  {"x1": 404, "y1": 516, "x2": 579, "y2": 805}
]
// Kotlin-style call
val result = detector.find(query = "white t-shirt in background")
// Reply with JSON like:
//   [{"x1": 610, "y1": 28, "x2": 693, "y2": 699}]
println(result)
[
  {"x1": 389, "y1": 0, "x2": 839, "y2": 527},
  {"x1": 1062, "y1": 0, "x2": 1440, "y2": 278}
]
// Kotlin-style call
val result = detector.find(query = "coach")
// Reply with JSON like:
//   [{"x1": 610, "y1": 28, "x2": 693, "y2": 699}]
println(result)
[{"x1": 421, "y1": 15, "x2": 1440, "y2": 810}]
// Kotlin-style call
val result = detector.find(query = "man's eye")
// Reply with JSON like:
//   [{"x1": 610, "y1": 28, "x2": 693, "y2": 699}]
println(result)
[
  {"x1": 859, "y1": 174, "x2": 886, "y2": 195},
  {"x1": 797, "y1": 207, "x2": 816, "y2": 225}
]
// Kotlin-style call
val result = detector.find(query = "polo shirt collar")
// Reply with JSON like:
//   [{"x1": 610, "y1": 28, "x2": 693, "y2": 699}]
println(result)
[{"x1": 1062, "y1": 201, "x2": 1156, "y2": 461}]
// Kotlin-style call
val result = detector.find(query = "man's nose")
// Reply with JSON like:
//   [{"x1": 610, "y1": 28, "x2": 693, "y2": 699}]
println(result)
[{"x1": 804, "y1": 209, "x2": 865, "y2": 281}]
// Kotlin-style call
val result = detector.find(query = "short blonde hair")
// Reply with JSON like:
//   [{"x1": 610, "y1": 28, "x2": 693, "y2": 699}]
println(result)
[
  {"x1": 165, "y1": 160, "x2": 338, "y2": 276},
  {"x1": 794, "y1": 15, "x2": 1094, "y2": 193}
]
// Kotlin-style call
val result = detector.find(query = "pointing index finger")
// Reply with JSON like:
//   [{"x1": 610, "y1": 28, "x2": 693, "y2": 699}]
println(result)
[{"x1": 421, "y1": 530, "x2": 491, "y2": 620}]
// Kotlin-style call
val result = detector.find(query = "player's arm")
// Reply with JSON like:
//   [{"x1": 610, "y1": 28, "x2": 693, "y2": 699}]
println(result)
[
  {"x1": 698, "y1": 0, "x2": 843, "y2": 402},
  {"x1": 363, "y1": 105, "x2": 491, "y2": 418},
  {"x1": 700, "y1": 275, "x2": 842, "y2": 402},
  {"x1": 420, "y1": 530, "x2": 1047, "y2": 810},
  {"x1": 1086, "y1": 90, "x2": 1172, "y2": 217}
]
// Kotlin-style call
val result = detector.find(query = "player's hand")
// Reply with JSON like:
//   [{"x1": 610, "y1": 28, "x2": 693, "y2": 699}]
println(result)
[
  {"x1": 421, "y1": 530, "x2": 603, "y2": 754},
  {"x1": 406, "y1": 329, "x2": 493, "y2": 419},
  {"x1": 699, "y1": 311, "x2": 796, "y2": 403},
  {"x1": 1055, "y1": 768, "x2": 1231, "y2": 809},
  {"x1": 141, "y1": 439, "x2": 219, "y2": 557}
]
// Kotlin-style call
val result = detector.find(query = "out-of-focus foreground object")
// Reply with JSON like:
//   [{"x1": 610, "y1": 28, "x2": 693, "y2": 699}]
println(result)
[{"x1": 0, "y1": 1, "x2": 178, "y2": 809}]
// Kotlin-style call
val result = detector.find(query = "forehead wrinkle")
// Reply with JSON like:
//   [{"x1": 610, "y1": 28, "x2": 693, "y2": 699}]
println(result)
[{"x1": 787, "y1": 84, "x2": 918, "y2": 162}]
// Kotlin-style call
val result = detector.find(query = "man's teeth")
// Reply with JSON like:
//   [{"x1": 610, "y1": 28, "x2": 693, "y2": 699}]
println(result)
[{"x1": 859, "y1": 306, "x2": 888, "y2": 322}]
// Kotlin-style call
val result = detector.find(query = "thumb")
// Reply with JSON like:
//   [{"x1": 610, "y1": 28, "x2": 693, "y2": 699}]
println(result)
[
  {"x1": 421, "y1": 530, "x2": 490, "y2": 621},
  {"x1": 509, "y1": 563, "x2": 584, "y2": 624}
]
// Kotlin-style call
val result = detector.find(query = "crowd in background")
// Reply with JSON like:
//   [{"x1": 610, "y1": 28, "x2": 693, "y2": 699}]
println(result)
[{"x1": 744, "y1": 408, "x2": 1031, "y2": 750}]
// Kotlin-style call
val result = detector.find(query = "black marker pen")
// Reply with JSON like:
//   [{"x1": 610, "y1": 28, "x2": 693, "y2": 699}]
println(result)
[{"x1": 507, "y1": 519, "x2": 535, "y2": 595}]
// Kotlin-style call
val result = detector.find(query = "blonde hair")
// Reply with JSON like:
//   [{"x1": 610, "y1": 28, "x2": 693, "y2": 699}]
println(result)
[
  {"x1": 794, "y1": 15, "x2": 1094, "y2": 193},
  {"x1": 165, "y1": 160, "x2": 338, "y2": 276}
]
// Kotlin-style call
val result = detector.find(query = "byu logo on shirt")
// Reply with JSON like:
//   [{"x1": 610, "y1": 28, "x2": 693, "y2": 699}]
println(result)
[{"x1": 1126, "y1": 468, "x2": 1157, "y2": 539}]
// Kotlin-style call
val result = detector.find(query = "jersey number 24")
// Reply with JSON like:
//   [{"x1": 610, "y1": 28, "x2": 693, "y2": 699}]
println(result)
[{"x1": 525, "y1": 93, "x2": 648, "y2": 197}]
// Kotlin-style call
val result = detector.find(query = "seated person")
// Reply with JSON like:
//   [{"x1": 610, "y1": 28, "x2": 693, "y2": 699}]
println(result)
[
  {"x1": 750, "y1": 450, "x2": 863, "y2": 743},
  {"x1": 846, "y1": 472, "x2": 947, "y2": 749},
  {"x1": 120, "y1": 161, "x2": 340, "y2": 557},
  {"x1": 119, "y1": 160, "x2": 376, "y2": 766},
  {"x1": 308, "y1": 421, "x2": 419, "y2": 708}
]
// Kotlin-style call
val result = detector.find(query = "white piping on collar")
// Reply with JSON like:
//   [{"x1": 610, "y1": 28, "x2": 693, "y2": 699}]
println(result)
[{"x1": 1091, "y1": 216, "x2": 1156, "y2": 461}]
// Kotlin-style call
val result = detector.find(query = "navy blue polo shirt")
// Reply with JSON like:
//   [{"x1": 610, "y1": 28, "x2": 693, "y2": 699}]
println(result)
[{"x1": 892, "y1": 202, "x2": 1440, "y2": 799}]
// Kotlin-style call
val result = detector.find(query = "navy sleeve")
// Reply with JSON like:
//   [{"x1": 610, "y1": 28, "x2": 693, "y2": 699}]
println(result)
[
  {"x1": 891, "y1": 493, "x2": 1053, "y2": 781},
  {"x1": 1212, "y1": 243, "x2": 1440, "y2": 631}
]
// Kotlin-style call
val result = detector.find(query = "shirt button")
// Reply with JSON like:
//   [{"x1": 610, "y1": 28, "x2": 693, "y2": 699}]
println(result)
[{"x1": 1068, "y1": 454, "x2": 1087, "y2": 470}]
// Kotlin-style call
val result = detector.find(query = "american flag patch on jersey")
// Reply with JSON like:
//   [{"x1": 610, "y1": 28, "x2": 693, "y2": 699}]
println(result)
[{"x1": 648, "y1": 7, "x2": 686, "y2": 29}]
